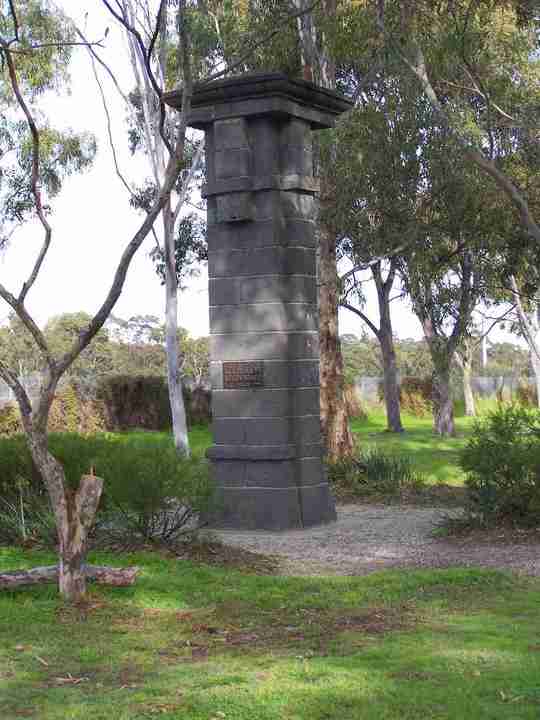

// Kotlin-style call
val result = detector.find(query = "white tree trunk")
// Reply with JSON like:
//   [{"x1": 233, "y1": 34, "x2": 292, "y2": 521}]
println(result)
[
  {"x1": 510, "y1": 276, "x2": 540, "y2": 408},
  {"x1": 163, "y1": 201, "x2": 190, "y2": 454}
]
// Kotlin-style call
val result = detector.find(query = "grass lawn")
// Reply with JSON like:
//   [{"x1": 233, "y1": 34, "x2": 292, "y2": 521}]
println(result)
[
  {"x1": 351, "y1": 409, "x2": 476, "y2": 486},
  {"x1": 1, "y1": 549, "x2": 540, "y2": 719}
]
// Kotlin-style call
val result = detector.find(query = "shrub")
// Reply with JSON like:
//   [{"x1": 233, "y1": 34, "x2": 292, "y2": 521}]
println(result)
[
  {"x1": 0, "y1": 432, "x2": 214, "y2": 548},
  {"x1": 97, "y1": 375, "x2": 173, "y2": 431},
  {"x1": 460, "y1": 404, "x2": 540, "y2": 526},
  {"x1": 378, "y1": 377, "x2": 433, "y2": 417},
  {"x1": 328, "y1": 447, "x2": 425, "y2": 499},
  {"x1": 0, "y1": 493, "x2": 56, "y2": 547},
  {"x1": 516, "y1": 382, "x2": 538, "y2": 408},
  {"x1": 0, "y1": 402, "x2": 23, "y2": 436},
  {"x1": 400, "y1": 377, "x2": 433, "y2": 417},
  {"x1": 94, "y1": 435, "x2": 214, "y2": 545},
  {"x1": 0, "y1": 435, "x2": 34, "y2": 497}
]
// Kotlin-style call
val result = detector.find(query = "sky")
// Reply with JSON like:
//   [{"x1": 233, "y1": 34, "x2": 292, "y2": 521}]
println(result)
[{"x1": 0, "y1": 2, "x2": 516, "y2": 347}]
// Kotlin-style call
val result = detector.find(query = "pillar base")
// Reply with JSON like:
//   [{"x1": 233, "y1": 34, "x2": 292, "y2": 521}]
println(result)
[{"x1": 205, "y1": 454, "x2": 337, "y2": 531}]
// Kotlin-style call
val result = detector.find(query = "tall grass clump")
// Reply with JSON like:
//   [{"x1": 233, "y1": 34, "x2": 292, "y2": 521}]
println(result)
[{"x1": 328, "y1": 447, "x2": 426, "y2": 500}]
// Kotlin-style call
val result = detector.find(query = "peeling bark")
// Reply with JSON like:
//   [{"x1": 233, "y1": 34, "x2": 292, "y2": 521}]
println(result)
[
  {"x1": 319, "y1": 222, "x2": 354, "y2": 458},
  {"x1": 456, "y1": 341, "x2": 476, "y2": 417},
  {"x1": 374, "y1": 262, "x2": 403, "y2": 433},
  {"x1": 292, "y1": 0, "x2": 353, "y2": 458},
  {"x1": 432, "y1": 367, "x2": 455, "y2": 436},
  {"x1": 163, "y1": 199, "x2": 190, "y2": 455},
  {"x1": 510, "y1": 276, "x2": 540, "y2": 409},
  {"x1": 0, "y1": 565, "x2": 138, "y2": 590}
]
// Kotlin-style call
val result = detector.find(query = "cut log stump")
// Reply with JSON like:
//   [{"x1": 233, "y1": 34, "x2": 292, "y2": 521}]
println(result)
[{"x1": 0, "y1": 565, "x2": 139, "y2": 590}]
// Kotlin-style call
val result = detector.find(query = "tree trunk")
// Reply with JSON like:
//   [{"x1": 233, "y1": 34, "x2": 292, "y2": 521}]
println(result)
[
  {"x1": 24, "y1": 428, "x2": 104, "y2": 602},
  {"x1": 432, "y1": 367, "x2": 455, "y2": 436},
  {"x1": 0, "y1": 565, "x2": 138, "y2": 590},
  {"x1": 380, "y1": 334, "x2": 403, "y2": 432},
  {"x1": 462, "y1": 357, "x2": 476, "y2": 417},
  {"x1": 291, "y1": 0, "x2": 352, "y2": 459},
  {"x1": 163, "y1": 201, "x2": 190, "y2": 456},
  {"x1": 319, "y1": 222, "x2": 354, "y2": 459},
  {"x1": 374, "y1": 262, "x2": 403, "y2": 433},
  {"x1": 530, "y1": 350, "x2": 540, "y2": 408}
]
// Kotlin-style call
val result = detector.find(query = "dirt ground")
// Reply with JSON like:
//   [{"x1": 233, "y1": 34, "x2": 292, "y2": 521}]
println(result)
[{"x1": 212, "y1": 504, "x2": 540, "y2": 576}]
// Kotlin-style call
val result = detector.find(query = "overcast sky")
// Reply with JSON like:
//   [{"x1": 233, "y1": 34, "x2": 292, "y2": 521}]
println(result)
[{"x1": 1, "y1": 1, "x2": 517, "y2": 347}]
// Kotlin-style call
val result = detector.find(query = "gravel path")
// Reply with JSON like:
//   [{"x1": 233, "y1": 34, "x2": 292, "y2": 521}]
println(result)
[{"x1": 213, "y1": 505, "x2": 540, "y2": 576}]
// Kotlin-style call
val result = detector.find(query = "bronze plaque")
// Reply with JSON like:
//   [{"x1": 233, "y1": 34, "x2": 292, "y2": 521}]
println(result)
[{"x1": 223, "y1": 361, "x2": 264, "y2": 389}]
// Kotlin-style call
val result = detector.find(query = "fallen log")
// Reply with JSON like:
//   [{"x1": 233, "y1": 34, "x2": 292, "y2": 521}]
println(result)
[{"x1": 0, "y1": 565, "x2": 139, "y2": 590}]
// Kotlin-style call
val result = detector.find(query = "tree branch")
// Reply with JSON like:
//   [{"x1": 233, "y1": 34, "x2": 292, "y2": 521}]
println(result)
[
  {"x1": 0, "y1": 283, "x2": 52, "y2": 363},
  {"x1": 510, "y1": 275, "x2": 540, "y2": 364},
  {"x1": 74, "y1": 27, "x2": 131, "y2": 106},
  {"x1": 6, "y1": 40, "x2": 106, "y2": 54},
  {"x1": 376, "y1": 6, "x2": 540, "y2": 246},
  {"x1": 0, "y1": 360, "x2": 32, "y2": 417},
  {"x1": 202, "y1": 0, "x2": 323, "y2": 84},
  {"x1": 85, "y1": 35, "x2": 135, "y2": 199},
  {"x1": 7, "y1": 0, "x2": 20, "y2": 44},
  {"x1": 340, "y1": 301, "x2": 380, "y2": 339},
  {"x1": 0, "y1": 43, "x2": 52, "y2": 305}
]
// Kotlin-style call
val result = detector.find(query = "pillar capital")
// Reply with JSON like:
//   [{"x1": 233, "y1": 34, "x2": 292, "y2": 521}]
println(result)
[{"x1": 164, "y1": 71, "x2": 352, "y2": 130}]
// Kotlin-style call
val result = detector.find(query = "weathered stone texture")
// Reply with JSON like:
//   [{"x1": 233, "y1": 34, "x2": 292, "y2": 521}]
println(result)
[{"x1": 166, "y1": 73, "x2": 352, "y2": 530}]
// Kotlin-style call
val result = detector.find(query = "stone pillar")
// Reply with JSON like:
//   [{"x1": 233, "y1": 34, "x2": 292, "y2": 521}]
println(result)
[{"x1": 165, "y1": 73, "x2": 352, "y2": 530}]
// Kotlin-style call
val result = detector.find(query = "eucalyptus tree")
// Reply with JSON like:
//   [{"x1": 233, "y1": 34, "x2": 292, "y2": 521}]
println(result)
[
  {"x1": 331, "y1": 76, "x2": 428, "y2": 433},
  {"x1": 373, "y1": 1, "x2": 540, "y2": 246},
  {"x1": 509, "y1": 277, "x2": 540, "y2": 407},
  {"x1": 76, "y1": 0, "x2": 210, "y2": 456},
  {"x1": 0, "y1": 0, "x2": 194, "y2": 601},
  {"x1": 289, "y1": 0, "x2": 355, "y2": 457},
  {"x1": 399, "y1": 142, "x2": 505, "y2": 435}
]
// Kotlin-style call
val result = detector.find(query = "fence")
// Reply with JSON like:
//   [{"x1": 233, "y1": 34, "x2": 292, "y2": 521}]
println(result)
[{"x1": 354, "y1": 375, "x2": 537, "y2": 403}]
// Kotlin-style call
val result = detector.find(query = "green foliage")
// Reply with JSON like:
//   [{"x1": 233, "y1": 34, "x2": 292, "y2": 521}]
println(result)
[
  {"x1": 399, "y1": 377, "x2": 433, "y2": 417},
  {"x1": 149, "y1": 214, "x2": 207, "y2": 290},
  {"x1": 0, "y1": 402, "x2": 23, "y2": 436},
  {"x1": 460, "y1": 404, "x2": 540, "y2": 526},
  {"x1": 328, "y1": 447, "x2": 426, "y2": 499},
  {"x1": 95, "y1": 435, "x2": 213, "y2": 544},
  {"x1": 516, "y1": 382, "x2": 538, "y2": 407},
  {"x1": 97, "y1": 375, "x2": 173, "y2": 431},
  {"x1": 0, "y1": 492, "x2": 56, "y2": 547},
  {"x1": 0, "y1": 434, "x2": 34, "y2": 497},
  {"x1": 0, "y1": 432, "x2": 214, "y2": 547}
]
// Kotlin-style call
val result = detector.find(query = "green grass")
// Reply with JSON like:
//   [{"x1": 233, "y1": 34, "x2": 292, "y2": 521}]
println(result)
[
  {"x1": 351, "y1": 409, "x2": 476, "y2": 486},
  {"x1": 175, "y1": 412, "x2": 476, "y2": 487},
  {"x1": 1, "y1": 548, "x2": 540, "y2": 719}
]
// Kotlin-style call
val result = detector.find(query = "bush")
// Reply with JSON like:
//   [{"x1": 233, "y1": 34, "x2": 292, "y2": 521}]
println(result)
[
  {"x1": 460, "y1": 404, "x2": 540, "y2": 526},
  {"x1": 516, "y1": 382, "x2": 538, "y2": 408},
  {"x1": 0, "y1": 493, "x2": 56, "y2": 547},
  {"x1": 400, "y1": 377, "x2": 433, "y2": 417},
  {"x1": 377, "y1": 377, "x2": 433, "y2": 417},
  {"x1": 0, "y1": 402, "x2": 23, "y2": 436},
  {"x1": 94, "y1": 435, "x2": 213, "y2": 545},
  {"x1": 328, "y1": 447, "x2": 425, "y2": 499},
  {"x1": 0, "y1": 432, "x2": 214, "y2": 548},
  {"x1": 97, "y1": 375, "x2": 173, "y2": 431}
]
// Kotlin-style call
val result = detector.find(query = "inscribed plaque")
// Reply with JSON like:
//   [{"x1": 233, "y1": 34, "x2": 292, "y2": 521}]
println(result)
[{"x1": 223, "y1": 361, "x2": 264, "y2": 388}]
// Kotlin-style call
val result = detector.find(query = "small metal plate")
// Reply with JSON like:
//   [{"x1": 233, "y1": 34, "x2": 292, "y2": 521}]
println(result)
[{"x1": 223, "y1": 361, "x2": 264, "y2": 389}]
